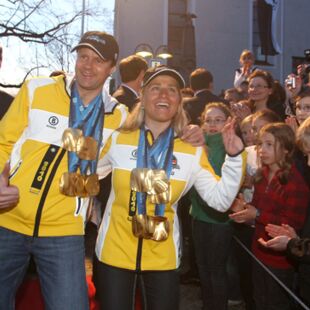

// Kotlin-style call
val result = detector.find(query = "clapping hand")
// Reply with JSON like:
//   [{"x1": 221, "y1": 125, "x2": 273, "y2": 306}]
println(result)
[{"x1": 0, "y1": 163, "x2": 19, "y2": 209}]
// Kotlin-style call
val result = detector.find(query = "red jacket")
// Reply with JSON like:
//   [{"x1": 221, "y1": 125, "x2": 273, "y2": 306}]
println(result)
[{"x1": 252, "y1": 165, "x2": 310, "y2": 269}]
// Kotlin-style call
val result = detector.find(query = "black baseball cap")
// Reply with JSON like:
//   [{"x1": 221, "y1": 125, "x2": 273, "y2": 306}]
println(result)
[
  {"x1": 142, "y1": 65, "x2": 185, "y2": 89},
  {"x1": 71, "y1": 31, "x2": 119, "y2": 64}
]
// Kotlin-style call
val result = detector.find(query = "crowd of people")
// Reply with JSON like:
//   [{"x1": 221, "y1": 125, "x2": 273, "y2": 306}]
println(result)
[{"x1": 0, "y1": 33, "x2": 310, "y2": 310}]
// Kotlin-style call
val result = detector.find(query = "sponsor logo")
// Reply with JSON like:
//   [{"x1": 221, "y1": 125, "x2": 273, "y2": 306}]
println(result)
[
  {"x1": 47, "y1": 116, "x2": 59, "y2": 129},
  {"x1": 130, "y1": 149, "x2": 137, "y2": 161},
  {"x1": 172, "y1": 155, "x2": 180, "y2": 170}
]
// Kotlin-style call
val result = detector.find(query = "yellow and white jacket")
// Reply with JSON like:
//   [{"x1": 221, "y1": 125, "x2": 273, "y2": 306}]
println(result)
[
  {"x1": 95, "y1": 129, "x2": 246, "y2": 271},
  {"x1": 0, "y1": 75, "x2": 128, "y2": 237}
]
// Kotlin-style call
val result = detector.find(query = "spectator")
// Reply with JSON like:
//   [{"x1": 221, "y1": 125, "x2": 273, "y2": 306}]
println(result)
[
  {"x1": 247, "y1": 70, "x2": 286, "y2": 120},
  {"x1": 112, "y1": 54, "x2": 148, "y2": 111},
  {"x1": 183, "y1": 68, "x2": 227, "y2": 125},
  {"x1": 258, "y1": 116, "x2": 310, "y2": 306},
  {"x1": 234, "y1": 50, "x2": 257, "y2": 88},
  {"x1": 190, "y1": 102, "x2": 234, "y2": 310},
  {"x1": 224, "y1": 87, "x2": 243, "y2": 104},
  {"x1": 230, "y1": 123, "x2": 309, "y2": 310}
]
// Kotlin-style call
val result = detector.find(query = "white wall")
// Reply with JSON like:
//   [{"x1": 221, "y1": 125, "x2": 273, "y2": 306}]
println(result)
[{"x1": 114, "y1": 0, "x2": 168, "y2": 60}]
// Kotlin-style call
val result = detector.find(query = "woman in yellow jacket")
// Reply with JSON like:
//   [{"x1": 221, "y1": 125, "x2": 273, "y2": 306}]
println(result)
[{"x1": 94, "y1": 66, "x2": 246, "y2": 310}]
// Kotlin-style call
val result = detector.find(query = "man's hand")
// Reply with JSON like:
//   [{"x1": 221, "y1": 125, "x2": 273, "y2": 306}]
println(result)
[
  {"x1": 181, "y1": 124, "x2": 204, "y2": 147},
  {"x1": 0, "y1": 163, "x2": 19, "y2": 209},
  {"x1": 222, "y1": 117, "x2": 244, "y2": 156}
]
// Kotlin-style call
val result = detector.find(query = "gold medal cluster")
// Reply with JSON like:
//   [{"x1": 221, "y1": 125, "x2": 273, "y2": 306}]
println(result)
[
  {"x1": 130, "y1": 168, "x2": 171, "y2": 241},
  {"x1": 59, "y1": 128, "x2": 99, "y2": 197}
]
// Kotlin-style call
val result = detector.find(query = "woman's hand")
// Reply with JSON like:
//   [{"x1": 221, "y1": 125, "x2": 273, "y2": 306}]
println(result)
[
  {"x1": 222, "y1": 117, "x2": 244, "y2": 156},
  {"x1": 258, "y1": 236, "x2": 291, "y2": 251},
  {"x1": 229, "y1": 203, "x2": 257, "y2": 223},
  {"x1": 265, "y1": 223, "x2": 298, "y2": 239},
  {"x1": 230, "y1": 193, "x2": 246, "y2": 213},
  {"x1": 285, "y1": 116, "x2": 299, "y2": 133}
]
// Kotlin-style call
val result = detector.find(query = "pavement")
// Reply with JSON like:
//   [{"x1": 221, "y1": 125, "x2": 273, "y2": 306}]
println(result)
[{"x1": 179, "y1": 283, "x2": 245, "y2": 310}]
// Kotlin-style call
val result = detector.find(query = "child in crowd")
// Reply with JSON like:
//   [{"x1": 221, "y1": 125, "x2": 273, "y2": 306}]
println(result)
[
  {"x1": 285, "y1": 88, "x2": 310, "y2": 132},
  {"x1": 190, "y1": 102, "x2": 234, "y2": 310},
  {"x1": 240, "y1": 115, "x2": 254, "y2": 147},
  {"x1": 230, "y1": 123, "x2": 310, "y2": 310},
  {"x1": 258, "y1": 116, "x2": 310, "y2": 306}
]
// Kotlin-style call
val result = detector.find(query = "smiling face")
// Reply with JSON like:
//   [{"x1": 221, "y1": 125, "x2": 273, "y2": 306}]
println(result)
[
  {"x1": 141, "y1": 75, "x2": 181, "y2": 130},
  {"x1": 248, "y1": 77, "x2": 272, "y2": 105},
  {"x1": 75, "y1": 47, "x2": 115, "y2": 102},
  {"x1": 202, "y1": 107, "x2": 227, "y2": 134},
  {"x1": 296, "y1": 96, "x2": 310, "y2": 124}
]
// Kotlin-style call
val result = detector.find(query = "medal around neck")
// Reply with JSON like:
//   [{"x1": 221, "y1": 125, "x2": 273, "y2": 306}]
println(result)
[
  {"x1": 130, "y1": 168, "x2": 169, "y2": 195},
  {"x1": 76, "y1": 136, "x2": 98, "y2": 160},
  {"x1": 59, "y1": 172, "x2": 85, "y2": 197},
  {"x1": 62, "y1": 128, "x2": 83, "y2": 152},
  {"x1": 132, "y1": 214, "x2": 170, "y2": 241},
  {"x1": 59, "y1": 172, "x2": 100, "y2": 197},
  {"x1": 132, "y1": 214, "x2": 150, "y2": 238},
  {"x1": 62, "y1": 128, "x2": 97, "y2": 160},
  {"x1": 147, "y1": 215, "x2": 170, "y2": 241}
]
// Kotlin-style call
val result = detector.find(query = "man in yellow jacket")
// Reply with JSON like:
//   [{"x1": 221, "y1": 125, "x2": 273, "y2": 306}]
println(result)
[{"x1": 0, "y1": 31, "x2": 128, "y2": 310}]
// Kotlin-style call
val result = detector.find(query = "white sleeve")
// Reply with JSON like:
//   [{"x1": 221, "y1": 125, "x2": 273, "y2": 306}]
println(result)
[
  {"x1": 193, "y1": 152, "x2": 245, "y2": 212},
  {"x1": 234, "y1": 69, "x2": 245, "y2": 88}
]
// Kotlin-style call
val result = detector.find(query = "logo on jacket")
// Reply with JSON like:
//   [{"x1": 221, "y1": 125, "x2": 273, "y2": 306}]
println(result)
[
  {"x1": 130, "y1": 149, "x2": 137, "y2": 161},
  {"x1": 47, "y1": 116, "x2": 59, "y2": 128},
  {"x1": 172, "y1": 155, "x2": 180, "y2": 170}
]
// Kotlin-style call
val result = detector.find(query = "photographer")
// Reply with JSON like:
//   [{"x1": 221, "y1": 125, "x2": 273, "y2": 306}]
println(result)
[{"x1": 285, "y1": 49, "x2": 310, "y2": 115}]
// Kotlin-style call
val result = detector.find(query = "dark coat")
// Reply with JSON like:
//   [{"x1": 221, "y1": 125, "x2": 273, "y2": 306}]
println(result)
[
  {"x1": 0, "y1": 90, "x2": 14, "y2": 120},
  {"x1": 183, "y1": 89, "x2": 228, "y2": 125},
  {"x1": 112, "y1": 85, "x2": 139, "y2": 112}
]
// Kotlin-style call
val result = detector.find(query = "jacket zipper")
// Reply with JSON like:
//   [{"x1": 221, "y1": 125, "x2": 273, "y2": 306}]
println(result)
[{"x1": 33, "y1": 148, "x2": 66, "y2": 237}]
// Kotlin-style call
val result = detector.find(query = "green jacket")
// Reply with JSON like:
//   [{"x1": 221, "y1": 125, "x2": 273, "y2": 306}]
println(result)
[{"x1": 190, "y1": 132, "x2": 231, "y2": 224}]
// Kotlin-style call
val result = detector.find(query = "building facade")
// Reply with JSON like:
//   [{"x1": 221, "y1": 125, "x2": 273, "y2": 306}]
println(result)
[{"x1": 114, "y1": 0, "x2": 310, "y2": 93}]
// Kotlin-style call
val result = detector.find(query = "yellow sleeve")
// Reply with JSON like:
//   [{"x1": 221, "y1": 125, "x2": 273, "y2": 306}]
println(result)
[{"x1": 0, "y1": 81, "x2": 30, "y2": 170}]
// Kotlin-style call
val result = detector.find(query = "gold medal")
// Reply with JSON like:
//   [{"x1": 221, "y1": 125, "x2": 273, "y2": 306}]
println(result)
[
  {"x1": 147, "y1": 216, "x2": 170, "y2": 241},
  {"x1": 84, "y1": 174, "x2": 100, "y2": 196},
  {"x1": 149, "y1": 188, "x2": 171, "y2": 204},
  {"x1": 76, "y1": 136, "x2": 98, "y2": 160},
  {"x1": 149, "y1": 170, "x2": 169, "y2": 195},
  {"x1": 62, "y1": 128, "x2": 83, "y2": 152},
  {"x1": 59, "y1": 172, "x2": 84, "y2": 197},
  {"x1": 132, "y1": 214, "x2": 149, "y2": 238},
  {"x1": 130, "y1": 168, "x2": 152, "y2": 193}
]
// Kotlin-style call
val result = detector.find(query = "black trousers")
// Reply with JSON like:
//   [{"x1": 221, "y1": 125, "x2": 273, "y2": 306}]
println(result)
[{"x1": 93, "y1": 259, "x2": 180, "y2": 310}]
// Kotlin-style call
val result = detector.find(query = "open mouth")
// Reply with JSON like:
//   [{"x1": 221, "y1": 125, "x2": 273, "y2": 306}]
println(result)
[{"x1": 156, "y1": 102, "x2": 169, "y2": 108}]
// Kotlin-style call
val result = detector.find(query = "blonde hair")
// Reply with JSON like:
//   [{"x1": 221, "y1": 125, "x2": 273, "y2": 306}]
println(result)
[
  {"x1": 121, "y1": 87, "x2": 189, "y2": 137},
  {"x1": 296, "y1": 116, "x2": 310, "y2": 153},
  {"x1": 239, "y1": 49, "x2": 255, "y2": 62},
  {"x1": 240, "y1": 114, "x2": 253, "y2": 129}
]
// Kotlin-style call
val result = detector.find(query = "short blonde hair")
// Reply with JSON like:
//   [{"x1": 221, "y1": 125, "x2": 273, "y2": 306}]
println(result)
[
  {"x1": 296, "y1": 116, "x2": 310, "y2": 153},
  {"x1": 240, "y1": 49, "x2": 255, "y2": 62}
]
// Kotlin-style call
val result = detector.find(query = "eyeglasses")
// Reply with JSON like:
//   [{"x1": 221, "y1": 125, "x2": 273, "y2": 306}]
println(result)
[
  {"x1": 296, "y1": 104, "x2": 310, "y2": 113},
  {"x1": 204, "y1": 118, "x2": 226, "y2": 125},
  {"x1": 248, "y1": 85, "x2": 270, "y2": 90}
]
